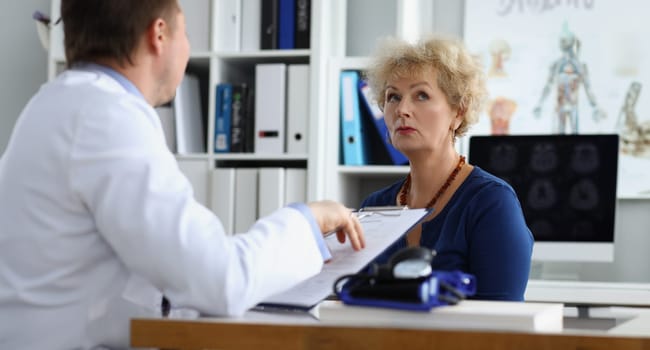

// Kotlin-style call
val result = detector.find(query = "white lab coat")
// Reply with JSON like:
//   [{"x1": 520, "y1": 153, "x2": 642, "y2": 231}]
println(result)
[{"x1": 0, "y1": 69, "x2": 324, "y2": 349}]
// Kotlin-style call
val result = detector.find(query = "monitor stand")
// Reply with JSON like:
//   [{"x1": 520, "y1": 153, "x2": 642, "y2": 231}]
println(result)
[{"x1": 530, "y1": 261, "x2": 582, "y2": 281}]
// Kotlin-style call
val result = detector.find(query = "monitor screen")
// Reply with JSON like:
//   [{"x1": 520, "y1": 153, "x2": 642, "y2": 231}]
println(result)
[{"x1": 468, "y1": 134, "x2": 619, "y2": 262}]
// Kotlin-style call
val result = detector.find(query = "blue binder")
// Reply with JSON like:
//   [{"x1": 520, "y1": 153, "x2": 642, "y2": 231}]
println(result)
[
  {"x1": 340, "y1": 71, "x2": 367, "y2": 165},
  {"x1": 358, "y1": 80, "x2": 408, "y2": 165},
  {"x1": 278, "y1": 0, "x2": 296, "y2": 49},
  {"x1": 214, "y1": 83, "x2": 232, "y2": 153}
]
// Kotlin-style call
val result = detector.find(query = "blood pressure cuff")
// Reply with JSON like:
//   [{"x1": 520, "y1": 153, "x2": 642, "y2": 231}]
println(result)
[{"x1": 333, "y1": 270, "x2": 476, "y2": 311}]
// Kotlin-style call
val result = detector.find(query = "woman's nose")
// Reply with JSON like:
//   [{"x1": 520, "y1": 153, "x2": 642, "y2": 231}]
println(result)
[{"x1": 395, "y1": 98, "x2": 412, "y2": 118}]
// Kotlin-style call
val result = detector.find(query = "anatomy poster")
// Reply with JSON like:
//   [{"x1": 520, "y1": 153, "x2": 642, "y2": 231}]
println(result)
[{"x1": 464, "y1": 0, "x2": 650, "y2": 197}]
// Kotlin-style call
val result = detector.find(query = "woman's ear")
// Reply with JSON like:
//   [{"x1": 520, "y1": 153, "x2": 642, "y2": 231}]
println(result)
[{"x1": 454, "y1": 106, "x2": 466, "y2": 130}]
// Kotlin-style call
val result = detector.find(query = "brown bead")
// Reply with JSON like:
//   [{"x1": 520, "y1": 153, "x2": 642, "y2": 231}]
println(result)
[{"x1": 398, "y1": 155, "x2": 466, "y2": 209}]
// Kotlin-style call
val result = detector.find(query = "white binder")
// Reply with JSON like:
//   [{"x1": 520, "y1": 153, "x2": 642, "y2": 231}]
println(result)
[
  {"x1": 154, "y1": 106, "x2": 176, "y2": 153},
  {"x1": 234, "y1": 168, "x2": 258, "y2": 233},
  {"x1": 174, "y1": 74, "x2": 204, "y2": 154},
  {"x1": 179, "y1": 0, "x2": 210, "y2": 51},
  {"x1": 177, "y1": 160, "x2": 209, "y2": 206},
  {"x1": 258, "y1": 168, "x2": 286, "y2": 217},
  {"x1": 241, "y1": 0, "x2": 261, "y2": 51},
  {"x1": 211, "y1": 168, "x2": 236, "y2": 235},
  {"x1": 284, "y1": 168, "x2": 307, "y2": 204},
  {"x1": 254, "y1": 63, "x2": 287, "y2": 154},
  {"x1": 212, "y1": 0, "x2": 242, "y2": 51},
  {"x1": 286, "y1": 64, "x2": 310, "y2": 155}
]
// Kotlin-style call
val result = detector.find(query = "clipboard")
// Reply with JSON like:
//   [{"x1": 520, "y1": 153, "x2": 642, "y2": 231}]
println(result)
[
  {"x1": 257, "y1": 207, "x2": 433, "y2": 311},
  {"x1": 356, "y1": 205, "x2": 409, "y2": 217},
  {"x1": 324, "y1": 206, "x2": 410, "y2": 238}
]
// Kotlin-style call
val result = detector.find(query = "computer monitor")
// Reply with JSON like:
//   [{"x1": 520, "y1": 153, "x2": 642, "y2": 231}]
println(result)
[{"x1": 468, "y1": 134, "x2": 619, "y2": 262}]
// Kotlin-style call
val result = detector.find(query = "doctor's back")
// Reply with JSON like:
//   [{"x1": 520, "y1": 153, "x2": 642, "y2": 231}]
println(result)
[
  {"x1": 0, "y1": 67, "x2": 154, "y2": 347},
  {"x1": 0, "y1": 0, "x2": 367, "y2": 348}
]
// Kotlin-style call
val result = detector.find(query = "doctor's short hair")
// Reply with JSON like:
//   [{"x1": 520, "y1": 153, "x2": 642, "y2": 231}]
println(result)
[
  {"x1": 365, "y1": 36, "x2": 487, "y2": 138},
  {"x1": 61, "y1": 0, "x2": 180, "y2": 67}
]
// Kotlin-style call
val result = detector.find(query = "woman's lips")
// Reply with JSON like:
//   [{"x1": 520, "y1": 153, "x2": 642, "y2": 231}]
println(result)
[{"x1": 396, "y1": 126, "x2": 416, "y2": 134}]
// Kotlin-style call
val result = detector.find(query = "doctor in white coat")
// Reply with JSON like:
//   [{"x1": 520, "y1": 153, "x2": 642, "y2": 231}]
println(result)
[{"x1": 0, "y1": 0, "x2": 365, "y2": 348}]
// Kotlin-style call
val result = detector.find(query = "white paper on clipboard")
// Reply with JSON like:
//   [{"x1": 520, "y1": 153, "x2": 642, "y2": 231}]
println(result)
[{"x1": 257, "y1": 207, "x2": 432, "y2": 310}]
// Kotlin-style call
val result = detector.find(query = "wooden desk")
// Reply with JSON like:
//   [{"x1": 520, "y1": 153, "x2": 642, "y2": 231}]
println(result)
[{"x1": 131, "y1": 314, "x2": 650, "y2": 350}]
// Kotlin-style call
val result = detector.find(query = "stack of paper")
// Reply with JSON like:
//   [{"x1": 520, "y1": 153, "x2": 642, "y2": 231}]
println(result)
[{"x1": 316, "y1": 300, "x2": 563, "y2": 332}]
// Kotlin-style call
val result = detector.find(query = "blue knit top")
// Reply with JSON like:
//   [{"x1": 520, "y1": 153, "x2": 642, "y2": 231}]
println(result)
[{"x1": 361, "y1": 166, "x2": 534, "y2": 301}]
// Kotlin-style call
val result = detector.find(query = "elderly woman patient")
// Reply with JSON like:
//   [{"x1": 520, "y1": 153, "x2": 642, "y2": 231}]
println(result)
[{"x1": 361, "y1": 35, "x2": 534, "y2": 301}]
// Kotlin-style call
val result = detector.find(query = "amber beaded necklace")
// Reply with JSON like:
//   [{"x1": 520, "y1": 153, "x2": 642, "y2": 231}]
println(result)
[{"x1": 398, "y1": 155, "x2": 466, "y2": 208}]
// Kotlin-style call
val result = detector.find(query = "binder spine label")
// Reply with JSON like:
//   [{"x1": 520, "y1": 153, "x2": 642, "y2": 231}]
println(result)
[
  {"x1": 294, "y1": 0, "x2": 310, "y2": 48},
  {"x1": 214, "y1": 83, "x2": 233, "y2": 153}
]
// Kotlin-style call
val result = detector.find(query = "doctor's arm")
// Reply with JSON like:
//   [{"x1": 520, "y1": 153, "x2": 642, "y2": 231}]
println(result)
[{"x1": 68, "y1": 102, "x2": 360, "y2": 316}]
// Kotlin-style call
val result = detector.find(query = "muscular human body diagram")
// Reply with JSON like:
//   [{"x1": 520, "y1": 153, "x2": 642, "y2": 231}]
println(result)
[
  {"x1": 617, "y1": 82, "x2": 650, "y2": 156},
  {"x1": 533, "y1": 27, "x2": 604, "y2": 134}
]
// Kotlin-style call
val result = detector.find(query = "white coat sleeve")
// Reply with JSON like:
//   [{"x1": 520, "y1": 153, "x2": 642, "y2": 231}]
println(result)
[{"x1": 68, "y1": 98, "x2": 324, "y2": 316}]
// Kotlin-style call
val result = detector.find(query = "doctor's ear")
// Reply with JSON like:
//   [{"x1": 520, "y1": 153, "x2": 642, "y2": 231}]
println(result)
[
  {"x1": 370, "y1": 247, "x2": 436, "y2": 280},
  {"x1": 147, "y1": 18, "x2": 167, "y2": 54}
]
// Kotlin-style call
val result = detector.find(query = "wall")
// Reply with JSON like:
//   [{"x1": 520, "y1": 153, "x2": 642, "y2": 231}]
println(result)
[
  {"x1": 575, "y1": 199, "x2": 650, "y2": 282},
  {"x1": 433, "y1": 0, "x2": 650, "y2": 283},
  {"x1": 3, "y1": 0, "x2": 648, "y2": 283},
  {"x1": 0, "y1": 0, "x2": 49, "y2": 153}
]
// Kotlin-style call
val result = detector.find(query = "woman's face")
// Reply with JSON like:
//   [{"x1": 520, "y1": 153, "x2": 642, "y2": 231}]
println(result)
[{"x1": 383, "y1": 68, "x2": 461, "y2": 157}]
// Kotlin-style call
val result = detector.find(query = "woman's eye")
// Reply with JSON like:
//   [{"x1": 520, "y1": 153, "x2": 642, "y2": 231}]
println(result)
[
  {"x1": 417, "y1": 92, "x2": 429, "y2": 101},
  {"x1": 386, "y1": 93, "x2": 400, "y2": 103}
]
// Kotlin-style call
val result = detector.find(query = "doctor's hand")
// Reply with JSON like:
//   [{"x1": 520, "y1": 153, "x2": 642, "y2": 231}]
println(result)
[{"x1": 308, "y1": 200, "x2": 366, "y2": 251}]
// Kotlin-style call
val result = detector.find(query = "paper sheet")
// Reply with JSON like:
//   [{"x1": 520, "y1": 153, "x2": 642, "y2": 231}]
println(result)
[{"x1": 258, "y1": 208, "x2": 430, "y2": 309}]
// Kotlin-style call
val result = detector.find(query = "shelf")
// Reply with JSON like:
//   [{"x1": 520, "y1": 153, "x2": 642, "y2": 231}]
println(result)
[
  {"x1": 176, "y1": 153, "x2": 310, "y2": 162},
  {"x1": 214, "y1": 153, "x2": 309, "y2": 161},
  {"x1": 330, "y1": 57, "x2": 372, "y2": 71},
  {"x1": 216, "y1": 50, "x2": 311, "y2": 62},
  {"x1": 338, "y1": 165, "x2": 409, "y2": 176},
  {"x1": 216, "y1": 49, "x2": 310, "y2": 58},
  {"x1": 191, "y1": 50, "x2": 311, "y2": 61},
  {"x1": 175, "y1": 153, "x2": 211, "y2": 161},
  {"x1": 45, "y1": 0, "x2": 424, "y2": 207}
]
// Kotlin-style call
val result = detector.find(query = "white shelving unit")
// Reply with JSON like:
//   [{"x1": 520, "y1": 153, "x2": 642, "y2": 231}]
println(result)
[
  {"x1": 46, "y1": 0, "x2": 464, "y2": 213},
  {"x1": 320, "y1": 0, "x2": 465, "y2": 208},
  {"x1": 44, "y1": 0, "x2": 650, "y2": 287}
]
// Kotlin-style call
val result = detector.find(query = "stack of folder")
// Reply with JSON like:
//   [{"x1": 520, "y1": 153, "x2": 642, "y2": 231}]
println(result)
[{"x1": 339, "y1": 70, "x2": 408, "y2": 166}]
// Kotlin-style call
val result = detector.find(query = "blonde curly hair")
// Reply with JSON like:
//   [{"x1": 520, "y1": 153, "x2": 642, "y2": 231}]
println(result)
[{"x1": 365, "y1": 35, "x2": 487, "y2": 139}]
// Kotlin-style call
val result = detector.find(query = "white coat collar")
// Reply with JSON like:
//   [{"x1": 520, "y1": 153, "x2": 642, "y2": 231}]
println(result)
[{"x1": 72, "y1": 62, "x2": 146, "y2": 101}]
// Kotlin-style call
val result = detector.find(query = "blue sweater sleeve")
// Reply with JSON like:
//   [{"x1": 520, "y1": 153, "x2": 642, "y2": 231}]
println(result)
[{"x1": 465, "y1": 184, "x2": 533, "y2": 301}]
